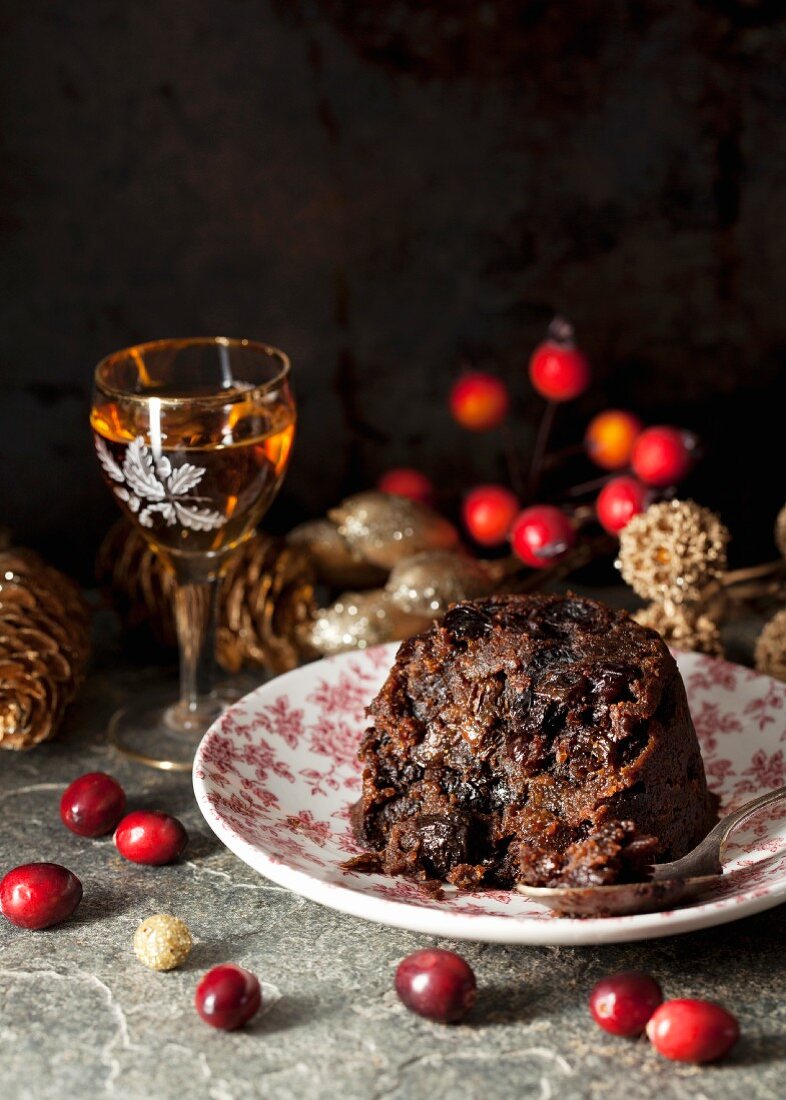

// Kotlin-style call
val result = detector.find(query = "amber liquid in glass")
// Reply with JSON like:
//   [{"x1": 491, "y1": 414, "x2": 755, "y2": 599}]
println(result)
[{"x1": 91, "y1": 390, "x2": 295, "y2": 559}]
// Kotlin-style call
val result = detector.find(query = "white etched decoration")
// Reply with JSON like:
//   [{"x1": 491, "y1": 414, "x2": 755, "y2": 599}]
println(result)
[{"x1": 95, "y1": 435, "x2": 225, "y2": 531}]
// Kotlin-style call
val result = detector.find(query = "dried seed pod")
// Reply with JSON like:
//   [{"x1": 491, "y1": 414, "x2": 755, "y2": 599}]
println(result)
[
  {"x1": 634, "y1": 602, "x2": 724, "y2": 657},
  {"x1": 755, "y1": 607, "x2": 786, "y2": 682},
  {"x1": 329, "y1": 492, "x2": 459, "y2": 569},
  {"x1": 617, "y1": 500, "x2": 729, "y2": 605}
]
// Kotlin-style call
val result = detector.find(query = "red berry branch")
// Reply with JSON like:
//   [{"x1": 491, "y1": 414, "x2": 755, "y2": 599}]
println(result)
[{"x1": 377, "y1": 316, "x2": 700, "y2": 582}]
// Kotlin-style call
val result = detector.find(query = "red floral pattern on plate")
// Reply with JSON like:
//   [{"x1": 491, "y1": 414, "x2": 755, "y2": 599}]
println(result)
[{"x1": 194, "y1": 646, "x2": 786, "y2": 945}]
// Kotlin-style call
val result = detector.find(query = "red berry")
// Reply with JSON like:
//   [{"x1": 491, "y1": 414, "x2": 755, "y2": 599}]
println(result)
[
  {"x1": 646, "y1": 999, "x2": 739, "y2": 1063},
  {"x1": 395, "y1": 949, "x2": 476, "y2": 1024},
  {"x1": 378, "y1": 468, "x2": 433, "y2": 505},
  {"x1": 589, "y1": 970, "x2": 663, "y2": 1037},
  {"x1": 596, "y1": 476, "x2": 649, "y2": 535},
  {"x1": 195, "y1": 964, "x2": 262, "y2": 1030},
  {"x1": 449, "y1": 372, "x2": 509, "y2": 431},
  {"x1": 510, "y1": 505, "x2": 576, "y2": 569},
  {"x1": 631, "y1": 426, "x2": 695, "y2": 487},
  {"x1": 584, "y1": 409, "x2": 643, "y2": 470},
  {"x1": 528, "y1": 317, "x2": 590, "y2": 402},
  {"x1": 114, "y1": 810, "x2": 187, "y2": 865},
  {"x1": 463, "y1": 485, "x2": 519, "y2": 547},
  {"x1": 0, "y1": 862, "x2": 82, "y2": 930},
  {"x1": 60, "y1": 772, "x2": 126, "y2": 838}
]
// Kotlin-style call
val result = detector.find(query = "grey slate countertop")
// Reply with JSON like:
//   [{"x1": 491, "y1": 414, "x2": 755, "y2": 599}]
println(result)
[{"x1": 1, "y1": 601, "x2": 785, "y2": 1100}]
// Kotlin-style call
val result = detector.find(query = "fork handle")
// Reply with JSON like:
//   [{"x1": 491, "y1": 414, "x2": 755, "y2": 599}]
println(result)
[{"x1": 653, "y1": 784, "x2": 786, "y2": 882}]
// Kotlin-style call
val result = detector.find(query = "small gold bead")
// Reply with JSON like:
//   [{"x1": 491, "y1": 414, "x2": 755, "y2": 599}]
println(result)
[{"x1": 133, "y1": 913, "x2": 193, "y2": 972}]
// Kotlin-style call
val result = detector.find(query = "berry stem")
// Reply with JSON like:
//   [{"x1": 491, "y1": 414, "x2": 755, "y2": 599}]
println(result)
[
  {"x1": 527, "y1": 400, "x2": 557, "y2": 500},
  {"x1": 501, "y1": 421, "x2": 526, "y2": 498},
  {"x1": 560, "y1": 472, "x2": 618, "y2": 499}
]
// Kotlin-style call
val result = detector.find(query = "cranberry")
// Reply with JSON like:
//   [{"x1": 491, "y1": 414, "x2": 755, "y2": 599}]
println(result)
[
  {"x1": 596, "y1": 476, "x2": 649, "y2": 535},
  {"x1": 463, "y1": 485, "x2": 519, "y2": 547},
  {"x1": 528, "y1": 317, "x2": 590, "y2": 403},
  {"x1": 394, "y1": 948, "x2": 476, "y2": 1024},
  {"x1": 589, "y1": 970, "x2": 663, "y2": 1037},
  {"x1": 114, "y1": 810, "x2": 187, "y2": 865},
  {"x1": 195, "y1": 964, "x2": 262, "y2": 1030},
  {"x1": 60, "y1": 772, "x2": 126, "y2": 837},
  {"x1": 378, "y1": 468, "x2": 433, "y2": 505},
  {"x1": 631, "y1": 426, "x2": 696, "y2": 487},
  {"x1": 0, "y1": 862, "x2": 83, "y2": 929},
  {"x1": 511, "y1": 505, "x2": 576, "y2": 569},
  {"x1": 585, "y1": 409, "x2": 643, "y2": 470},
  {"x1": 449, "y1": 372, "x2": 510, "y2": 431},
  {"x1": 646, "y1": 999, "x2": 739, "y2": 1063}
]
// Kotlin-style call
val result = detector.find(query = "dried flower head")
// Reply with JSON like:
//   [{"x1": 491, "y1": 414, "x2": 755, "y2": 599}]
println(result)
[
  {"x1": 634, "y1": 602, "x2": 724, "y2": 657},
  {"x1": 775, "y1": 504, "x2": 786, "y2": 559},
  {"x1": 754, "y1": 607, "x2": 786, "y2": 683},
  {"x1": 617, "y1": 499, "x2": 729, "y2": 604}
]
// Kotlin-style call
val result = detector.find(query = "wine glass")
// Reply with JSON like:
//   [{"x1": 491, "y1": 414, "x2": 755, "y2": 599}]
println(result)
[{"x1": 91, "y1": 337, "x2": 295, "y2": 770}]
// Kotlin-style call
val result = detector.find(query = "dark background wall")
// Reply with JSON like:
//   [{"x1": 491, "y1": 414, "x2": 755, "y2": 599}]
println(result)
[{"x1": 1, "y1": 0, "x2": 785, "y2": 579}]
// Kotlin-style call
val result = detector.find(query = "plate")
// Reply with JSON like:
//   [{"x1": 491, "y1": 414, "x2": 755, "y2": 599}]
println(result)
[{"x1": 193, "y1": 645, "x2": 786, "y2": 945}]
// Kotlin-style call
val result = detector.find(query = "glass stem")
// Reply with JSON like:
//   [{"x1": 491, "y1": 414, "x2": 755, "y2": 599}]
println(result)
[{"x1": 170, "y1": 566, "x2": 222, "y2": 730}]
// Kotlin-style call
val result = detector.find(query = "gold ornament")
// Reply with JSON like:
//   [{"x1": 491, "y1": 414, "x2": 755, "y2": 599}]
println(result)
[
  {"x1": 634, "y1": 602, "x2": 724, "y2": 657},
  {"x1": 133, "y1": 913, "x2": 193, "y2": 971},
  {"x1": 0, "y1": 549, "x2": 91, "y2": 750},
  {"x1": 306, "y1": 589, "x2": 433, "y2": 655},
  {"x1": 775, "y1": 504, "x2": 786, "y2": 560},
  {"x1": 754, "y1": 607, "x2": 786, "y2": 682},
  {"x1": 386, "y1": 551, "x2": 495, "y2": 616},
  {"x1": 617, "y1": 499, "x2": 729, "y2": 605},
  {"x1": 329, "y1": 492, "x2": 459, "y2": 570},
  {"x1": 97, "y1": 521, "x2": 316, "y2": 675},
  {"x1": 287, "y1": 518, "x2": 387, "y2": 588}
]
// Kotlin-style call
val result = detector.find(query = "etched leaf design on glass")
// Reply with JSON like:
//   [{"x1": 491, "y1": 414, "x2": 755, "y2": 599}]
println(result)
[
  {"x1": 123, "y1": 438, "x2": 166, "y2": 500},
  {"x1": 167, "y1": 463, "x2": 206, "y2": 496},
  {"x1": 96, "y1": 434, "x2": 227, "y2": 532},
  {"x1": 94, "y1": 436, "x2": 125, "y2": 483}
]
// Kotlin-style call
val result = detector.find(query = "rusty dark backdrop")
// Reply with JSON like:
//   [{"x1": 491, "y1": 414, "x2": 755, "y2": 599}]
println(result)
[{"x1": 1, "y1": 1, "x2": 785, "y2": 579}]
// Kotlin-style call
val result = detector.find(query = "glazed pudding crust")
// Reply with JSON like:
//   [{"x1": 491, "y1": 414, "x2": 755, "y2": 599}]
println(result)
[{"x1": 351, "y1": 594, "x2": 718, "y2": 889}]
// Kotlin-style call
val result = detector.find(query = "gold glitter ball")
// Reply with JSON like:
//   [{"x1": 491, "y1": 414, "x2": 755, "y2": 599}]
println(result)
[
  {"x1": 634, "y1": 602, "x2": 724, "y2": 657},
  {"x1": 328, "y1": 492, "x2": 459, "y2": 570},
  {"x1": 755, "y1": 607, "x2": 786, "y2": 682},
  {"x1": 133, "y1": 913, "x2": 193, "y2": 972},
  {"x1": 306, "y1": 589, "x2": 433, "y2": 655},
  {"x1": 617, "y1": 499, "x2": 729, "y2": 604},
  {"x1": 774, "y1": 504, "x2": 786, "y2": 559},
  {"x1": 385, "y1": 551, "x2": 494, "y2": 616}
]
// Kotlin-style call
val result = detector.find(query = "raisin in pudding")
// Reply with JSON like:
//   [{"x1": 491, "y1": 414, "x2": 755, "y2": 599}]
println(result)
[{"x1": 351, "y1": 594, "x2": 717, "y2": 889}]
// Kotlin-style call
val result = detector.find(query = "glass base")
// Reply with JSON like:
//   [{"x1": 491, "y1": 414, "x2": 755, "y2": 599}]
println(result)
[{"x1": 108, "y1": 675, "x2": 264, "y2": 771}]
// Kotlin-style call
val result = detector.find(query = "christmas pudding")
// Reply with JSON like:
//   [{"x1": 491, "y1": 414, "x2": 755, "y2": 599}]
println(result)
[{"x1": 351, "y1": 593, "x2": 717, "y2": 889}]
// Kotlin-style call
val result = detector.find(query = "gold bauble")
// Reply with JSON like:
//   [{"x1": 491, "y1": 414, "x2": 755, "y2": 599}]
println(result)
[
  {"x1": 755, "y1": 607, "x2": 786, "y2": 682},
  {"x1": 287, "y1": 518, "x2": 387, "y2": 588},
  {"x1": 306, "y1": 589, "x2": 433, "y2": 655},
  {"x1": 775, "y1": 504, "x2": 786, "y2": 559},
  {"x1": 617, "y1": 499, "x2": 729, "y2": 605},
  {"x1": 329, "y1": 492, "x2": 459, "y2": 570},
  {"x1": 385, "y1": 551, "x2": 494, "y2": 616},
  {"x1": 133, "y1": 913, "x2": 193, "y2": 971}
]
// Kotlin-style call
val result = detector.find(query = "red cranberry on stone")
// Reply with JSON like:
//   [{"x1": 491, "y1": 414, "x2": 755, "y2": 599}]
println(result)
[
  {"x1": 0, "y1": 862, "x2": 83, "y2": 929},
  {"x1": 195, "y1": 964, "x2": 262, "y2": 1030},
  {"x1": 60, "y1": 772, "x2": 126, "y2": 837},
  {"x1": 114, "y1": 810, "x2": 187, "y2": 865},
  {"x1": 589, "y1": 970, "x2": 663, "y2": 1037},
  {"x1": 394, "y1": 948, "x2": 477, "y2": 1024},
  {"x1": 646, "y1": 998, "x2": 739, "y2": 1063}
]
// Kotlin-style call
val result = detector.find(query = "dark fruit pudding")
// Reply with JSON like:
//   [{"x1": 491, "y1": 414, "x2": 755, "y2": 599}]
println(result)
[{"x1": 351, "y1": 594, "x2": 717, "y2": 890}]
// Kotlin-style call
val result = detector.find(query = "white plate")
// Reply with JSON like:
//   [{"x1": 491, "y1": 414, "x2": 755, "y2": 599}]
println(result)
[{"x1": 193, "y1": 644, "x2": 786, "y2": 945}]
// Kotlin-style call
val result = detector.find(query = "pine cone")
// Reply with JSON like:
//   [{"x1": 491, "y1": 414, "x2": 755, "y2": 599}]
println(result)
[
  {"x1": 0, "y1": 549, "x2": 91, "y2": 750},
  {"x1": 97, "y1": 521, "x2": 317, "y2": 675}
]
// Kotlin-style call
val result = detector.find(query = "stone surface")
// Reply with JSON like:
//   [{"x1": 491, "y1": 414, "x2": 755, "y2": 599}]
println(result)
[{"x1": 1, "y1": 603, "x2": 785, "y2": 1098}]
